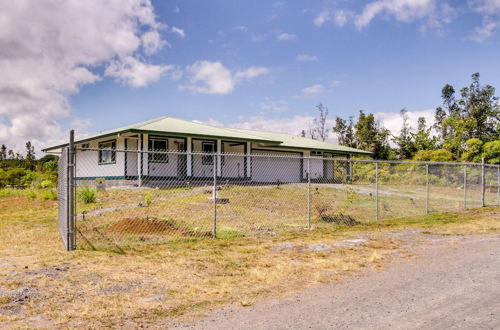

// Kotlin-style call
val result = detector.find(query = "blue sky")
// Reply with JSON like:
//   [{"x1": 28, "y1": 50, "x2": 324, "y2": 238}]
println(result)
[{"x1": 1, "y1": 0, "x2": 499, "y2": 150}]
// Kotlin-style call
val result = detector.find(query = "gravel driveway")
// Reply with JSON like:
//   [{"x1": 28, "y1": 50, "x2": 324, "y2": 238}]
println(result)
[{"x1": 169, "y1": 234, "x2": 500, "y2": 330}]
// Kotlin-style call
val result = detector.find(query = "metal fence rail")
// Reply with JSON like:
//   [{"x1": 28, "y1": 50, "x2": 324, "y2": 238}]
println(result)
[{"x1": 58, "y1": 147, "x2": 500, "y2": 251}]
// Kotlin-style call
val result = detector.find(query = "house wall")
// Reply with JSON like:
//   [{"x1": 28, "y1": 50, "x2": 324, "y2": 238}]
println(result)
[
  {"x1": 73, "y1": 133, "x2": 352, "y2": 184},
  {"x1": 147, "y1": 137, "x2": 185, "y2": 177},
  {"x1": 75, "y1": 138, "x2": 125, "y2": 179},
  {"x1": 125, "y1": 138, "x2": 138, "y2": 177},
  {"x1": 221, "y1": 142, "x2": 246, "y2": 178},
  {"x1": 192, "y1": 139, "x2": 216, "y2": 178}
]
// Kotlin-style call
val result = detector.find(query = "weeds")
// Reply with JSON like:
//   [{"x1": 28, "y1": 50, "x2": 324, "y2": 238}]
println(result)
[{"x1": 78, "y1": 186, "x2": 97, "y2": 204}]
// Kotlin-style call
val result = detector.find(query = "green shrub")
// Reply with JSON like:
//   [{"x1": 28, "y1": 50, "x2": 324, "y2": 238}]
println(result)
[
  {"x1": 27, "y1": 189, "x2": 38, "y2": 199},
  {"x1": 78, "y1": 186, "x2": 97, "y2": 204},
  {"x1": 40, "y1": 189, "x2": 57, "y2": 201}
]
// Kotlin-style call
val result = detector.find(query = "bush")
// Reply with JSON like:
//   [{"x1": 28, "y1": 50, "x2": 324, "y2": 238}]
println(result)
[
  {"x1": 40, "y1": 189, "x2": 58, "y2": 201},
  {"x1": 78, "y1": 186, "x2": 97, "y2": 204}
]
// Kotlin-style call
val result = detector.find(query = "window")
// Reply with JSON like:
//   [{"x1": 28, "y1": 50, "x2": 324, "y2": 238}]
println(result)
[
  {"x1": 311, "y1": 151, "x2": 322, "y2": 157},
  {"x1": 202, "y1": 142, "x2": 215, "y2": 165},
  {"x1": 98, "y1": 141, "x2": 116, "y2": 164},
  {"x1": 81, "y1": 143, "x2": 90, "y2": 151},
  {"x1": 148, "y1": 138, "x2": 168, "y2": 163}
]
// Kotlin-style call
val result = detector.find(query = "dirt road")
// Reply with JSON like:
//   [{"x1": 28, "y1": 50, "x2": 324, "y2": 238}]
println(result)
[{"x1": 170, "y1": 234, "x2": 500, "y2": 329}]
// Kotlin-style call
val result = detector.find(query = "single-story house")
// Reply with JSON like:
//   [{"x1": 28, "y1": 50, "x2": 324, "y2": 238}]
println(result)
[{"x1": 43, "y1": 116, "x2": 371, "y2": 185}]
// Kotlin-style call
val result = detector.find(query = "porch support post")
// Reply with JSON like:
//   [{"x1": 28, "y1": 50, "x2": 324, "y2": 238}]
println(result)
[
  {"x1": 137, "y1": 134, "x2": 142, "y2": 187},
  {"x1": 216, "y1": 139, "x2": 222, "y2": 177},
  {"x1": 307, "y1": 157, "x2": 311, "y2": 229},
  {"x1": 246, "y1": 142, "x2": 251, "y2": 178},
  {"x1": 186, "y1": 137, "x2": 192, "y2": 177}
]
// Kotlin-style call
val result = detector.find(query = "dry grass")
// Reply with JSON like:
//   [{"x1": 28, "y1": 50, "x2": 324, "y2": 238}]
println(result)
[{"x1": 0, "y1": 189, "x2": 499, "y2": 328}]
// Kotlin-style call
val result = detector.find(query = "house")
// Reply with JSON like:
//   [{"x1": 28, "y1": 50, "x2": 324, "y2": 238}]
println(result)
[{"x1": 43, "y1": 116, "x2": 371, "y2": 185}]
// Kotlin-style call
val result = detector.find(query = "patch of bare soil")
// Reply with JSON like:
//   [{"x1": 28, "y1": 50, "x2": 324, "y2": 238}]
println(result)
[{"x1": 107, "y1": 218, "x2": 211, "y2": 237}]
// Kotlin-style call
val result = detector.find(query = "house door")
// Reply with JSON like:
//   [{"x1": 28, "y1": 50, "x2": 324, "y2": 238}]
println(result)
[{"x1": 177, "y1": 142, "x2": 187, "y2": 179}]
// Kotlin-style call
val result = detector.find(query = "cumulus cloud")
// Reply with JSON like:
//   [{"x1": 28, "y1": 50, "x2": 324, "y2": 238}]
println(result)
[
  {"x1": 296, "y1": 54, "x2": 319, "y2": 62},
  {"x1": 276, "y1": 32, "x2": 297, "y2": 40},
  {"x1": 0, "y1": 0, "x2": 169, "y2": 152},
  {"x1": 180, "y1": 61, "x2": 269, "y2": 94},
  {"x1": 259, "y1": 100, "x2": 288, "y2": 113},
  {"x1": 468, "y1": 0, "x2": 500, "y2": 40},
  {"x1": 171, "y1": 26, "x2": 186, "y2": 39},
  {"x1": 314, "y1": 9, "x2": 351, "y2": 27},
  {"x1": 301, "y1": 84, "x2": 324, "y2": 98},
  {"x1": 374, "y1": 109, "x2": 435, "y2": 136},
  {"x1": 355, "y1": 0, "x2": 437, "y2": 30},
  {"x1": 105, "y1": 56, "x2": 172, "y2": 87}
]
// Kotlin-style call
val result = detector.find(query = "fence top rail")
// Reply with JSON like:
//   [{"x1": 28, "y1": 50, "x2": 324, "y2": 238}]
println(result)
[{"x1": 74, "y1": 147, "x2": 499, "y2": 167}]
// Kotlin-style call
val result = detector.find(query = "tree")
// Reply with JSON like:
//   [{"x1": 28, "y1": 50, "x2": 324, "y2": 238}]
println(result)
[
  {"x1": 333, "y1": 116, "x2": 356, "y2": 147},
  {"x1": 25, "y1": 141, "x2": 35, "y2": 170},
  {"x1": 354, "y1": 110, "x2": 391, "y2": 159},
  {"x1": 312, "y1": 103, "x2": 329, "y2": 141},
  {"x1": 0, "y1": 144, "x2": 6, "y2": 161},
  {"x1": 434, "y1": 73, "x2": 499, "y2": 159},
  {"x1": 300, "y1": 130, "x2": 306, "y2": 138},
  {"x1": 392, "y1": 108, "x2": 415, "y2": 159},
  {"x1": 411, "y1": 117, "x2": 438, "y2": 151}
]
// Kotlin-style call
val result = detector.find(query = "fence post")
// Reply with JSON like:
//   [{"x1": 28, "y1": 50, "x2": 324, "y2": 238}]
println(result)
[
  {"x1": 307, "y1": 157, "x2": 311, "y2": 229},
  {"x1": 463, "y1": 165, "x2": 467, "y2": 209},
  {"x1": 481, "y1": 158, "x2": 485, "y2": 207},
  {"x1": 497, "y1": 166, "x2": 499, "y2": 206},
  {"x1": 67, "y1": 130, "x2": 76, "y2": 251},
  {"x1": 213, "y1": 153, "x2": 217, "y2": 238},
  {"x1": 375, "y1": 162, "x2": 379, "y2": 221},
  {"x1": 425, "y1": 164, "x2": 429, "y2": 214}
]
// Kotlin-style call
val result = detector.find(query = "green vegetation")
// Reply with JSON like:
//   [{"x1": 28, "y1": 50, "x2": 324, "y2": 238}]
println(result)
[
  {"x1": 329, "y1": 72, "x2": 498, "y2": 163},
  {"x1": 77, "y1": 186, "x2": 98, "y2": 204}
]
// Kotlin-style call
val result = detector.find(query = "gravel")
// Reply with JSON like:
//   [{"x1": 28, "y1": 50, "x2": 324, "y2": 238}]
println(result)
[{"x1": 169, "y1": 234, "x2": 500, "y2": 330}]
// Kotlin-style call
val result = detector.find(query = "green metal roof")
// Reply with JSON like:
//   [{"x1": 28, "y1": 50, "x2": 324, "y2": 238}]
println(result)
[{"x1": 42, "y1": 116, "x2": 371, "y2": 155}]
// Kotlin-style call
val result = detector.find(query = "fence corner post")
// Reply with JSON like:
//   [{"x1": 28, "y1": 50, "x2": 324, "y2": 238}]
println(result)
[
  {"x1": 497, "y1": 165, "x2": 499, "y2": 206},
  {"x1": 425, "y1": 163, "x2": 429, "y2": 214},
  {"x1": 67, "y1": 129, "x2": 76, "y2": 251},
  {"x1": 481, "y1": 157, "x2": 485, "y2": 207},
  {"x1": 307, "y1": 157, "x2": 311, "y2": 229},
  {"x1": 375, "y1": 162, "x2": 379, "y2": 221},
  {"x1": 463, "y1": 165, "x2": 467, "y2": 209},
  {"x1": 213, "y1": 152, "x2": 217, "y2": 238}
]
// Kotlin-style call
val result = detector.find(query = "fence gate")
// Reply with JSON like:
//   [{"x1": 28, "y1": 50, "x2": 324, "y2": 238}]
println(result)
[{"x1": 57, "y1": 143, "x2": 76, "y2": 250}]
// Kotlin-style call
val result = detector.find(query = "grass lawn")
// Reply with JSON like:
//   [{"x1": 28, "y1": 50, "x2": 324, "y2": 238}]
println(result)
[{"x1": 0, "y1": 185, "x2": 498, "y2": 328}]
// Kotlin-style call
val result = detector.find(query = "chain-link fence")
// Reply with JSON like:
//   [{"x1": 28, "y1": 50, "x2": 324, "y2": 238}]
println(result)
[{"x1": 58, "y1": 147, "x2": 499, "y2": 251}]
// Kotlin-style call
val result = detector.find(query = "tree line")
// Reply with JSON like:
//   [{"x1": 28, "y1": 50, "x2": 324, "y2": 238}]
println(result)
[
  {"x1": 0, "y1": 142, "x2": 58, "y2": 188},
  {"x1": 306, "y1": 73, "x2": 499, "y2": 164}
]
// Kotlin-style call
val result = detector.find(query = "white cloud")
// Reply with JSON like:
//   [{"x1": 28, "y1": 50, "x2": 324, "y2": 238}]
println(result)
[
  {"x1": 301, "y1": 84, "x2": 324, "y2": 98},
  {"x1": 180, "y1": 61, "x2": 269, "y2": 95},
  {"x1": 331, "y1": 80, "x2": 342, "y2": 87},
  {"x1": 469, "y1": 0, "x2": 500, "y2": 15},
  {"x1": 229, "y1": 115, "x2": 317, "y2": 136},
  {"x1": 374, "y1": 109, "x2": 435, "y2": 136},
  {"x1": 355, "y1": 0, "x2": 437, "y2": 30},
  {"x1": 296, "y1": 54, "x2": 319, "y2": 62},
  {"x1": 314, "y1": 9, "x2": 351, "y2": 27},
  {"x1": 234, "y1": 25, "x2": 248, "y2": 32},
  {"x1": 470, "y1": 20, "x2": 498, "y2": 41},
  {"x1": 259, "y1": 100, "x2": 288, "y2": 113},
  {"x1": 468, "y1": 0, "x2": 500, "y2": 40},
  {"x1": 105, "y1": 56, "x2": 172, "y2": 87},
  {"x1": 171, "y1": 26, "x2": 185, "y2": 39},
  {"x1": 0, "y1": 0, "x2": 169, "y2": 152},
  {"x1": 142, "y1": 30, "x2": 168, "y2": 55},
  {"x1": 276, "y1": 32, "x2": 297, "y2": 40},
  {"x1": 234, "y1": 67, "x2": 269, "y2": 80}
]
